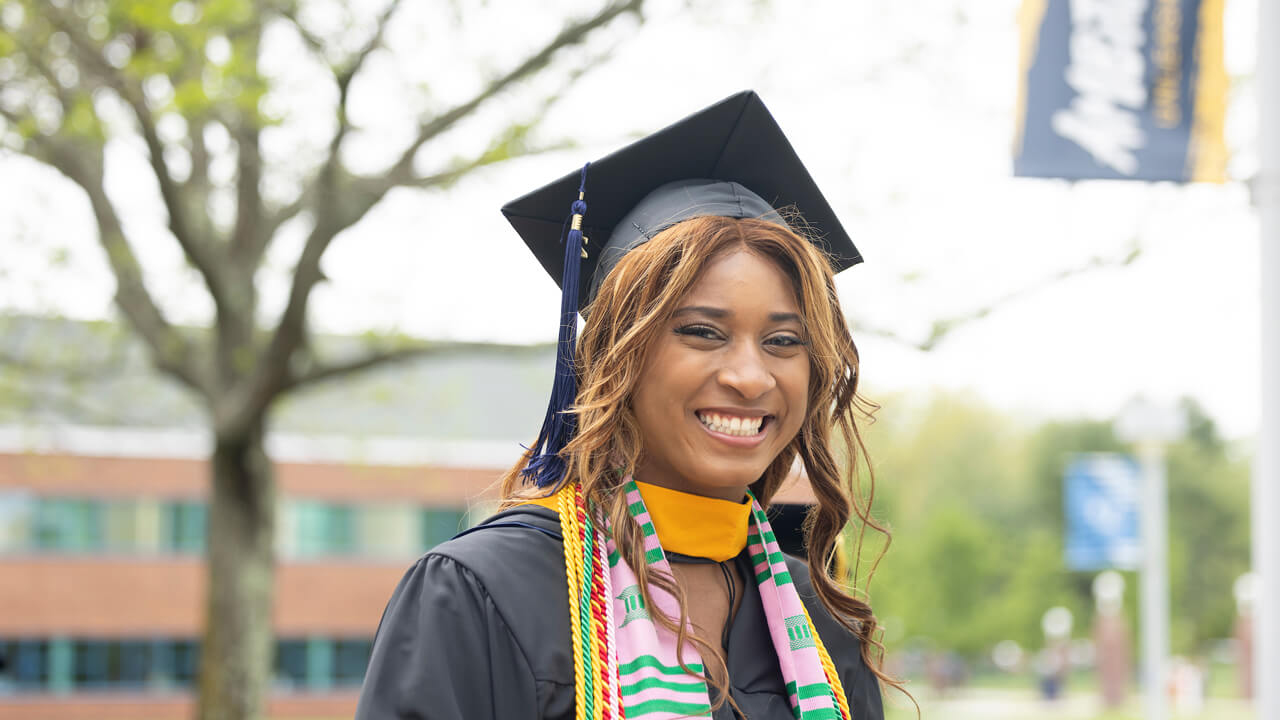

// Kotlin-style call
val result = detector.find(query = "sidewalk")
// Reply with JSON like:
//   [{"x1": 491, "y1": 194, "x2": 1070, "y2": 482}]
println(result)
[{"x1": 884, "y1": 688, "x2": 1253, "y2": 720}]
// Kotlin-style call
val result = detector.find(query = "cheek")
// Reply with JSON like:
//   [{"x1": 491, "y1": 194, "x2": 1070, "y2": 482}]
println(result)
[
  {"x1": 782, "y1": 362, "x2": 811, "y2": 430},
  {"x1": 633, "y1": 359, "x2": 687, "y2": 437},
  {"x1": 638, "y1": 345, "x2": 696, "y2": 410}
]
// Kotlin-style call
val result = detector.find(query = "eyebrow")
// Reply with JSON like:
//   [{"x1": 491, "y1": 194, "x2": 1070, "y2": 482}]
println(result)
[{"x1": 672, "y1": 306, "x2": 803, "y2": 324}]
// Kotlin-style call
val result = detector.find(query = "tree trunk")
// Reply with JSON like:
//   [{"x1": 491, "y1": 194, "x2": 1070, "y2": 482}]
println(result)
[{"x1": 198, "y1": 421, "x2": 276, "y2": 720}]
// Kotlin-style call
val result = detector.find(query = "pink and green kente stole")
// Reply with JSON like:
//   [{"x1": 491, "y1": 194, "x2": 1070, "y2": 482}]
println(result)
[{"x1": 553, "y1": 478, "x2": 853, "y2": 720}]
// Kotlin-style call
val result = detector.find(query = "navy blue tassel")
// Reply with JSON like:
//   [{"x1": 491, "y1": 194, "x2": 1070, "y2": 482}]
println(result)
[{"x1": 522, "y1": 163, "x2": 590, "y2": 488}]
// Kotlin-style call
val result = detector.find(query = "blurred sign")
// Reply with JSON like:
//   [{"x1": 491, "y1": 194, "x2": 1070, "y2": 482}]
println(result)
[
  {"x1": 1065, "y1": 453, "x2": 1141, "y2": 570},
  {"x1": 1014, "y1": 0, "x2": 1228, "y2": 182}
]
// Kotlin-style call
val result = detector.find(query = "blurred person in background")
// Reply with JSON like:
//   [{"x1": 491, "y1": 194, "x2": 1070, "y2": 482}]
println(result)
[{"x1": 356, "y1": 91, "x2": 899, "y2": 719}]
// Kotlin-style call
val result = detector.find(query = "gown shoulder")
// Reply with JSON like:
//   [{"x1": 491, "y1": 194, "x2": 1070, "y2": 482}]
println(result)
[{"x1": 354, "y1": 506, "x2": 574, "y2": 720}]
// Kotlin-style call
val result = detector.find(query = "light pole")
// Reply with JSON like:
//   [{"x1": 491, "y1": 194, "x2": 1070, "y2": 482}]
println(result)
[
  {"x1": 1255, "y1": 1, "x2": 1280, "y2": 717},
  {"x1": 1116, "y1": 397, "x2": 1186, "y2": 720}
]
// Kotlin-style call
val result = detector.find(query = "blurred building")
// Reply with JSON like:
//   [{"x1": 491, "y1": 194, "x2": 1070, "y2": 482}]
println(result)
[
  {"x1": 0, "y1": 318, "x2": 553, "y2": 719},
  {"x1": 0, "y1": 317, "x2": 817, "y2": 718}
]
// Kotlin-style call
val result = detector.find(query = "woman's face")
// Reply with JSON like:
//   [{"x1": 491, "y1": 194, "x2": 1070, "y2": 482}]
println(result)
[{"x1": 631, "y1": 248, "x2": 810, "y2": 501}]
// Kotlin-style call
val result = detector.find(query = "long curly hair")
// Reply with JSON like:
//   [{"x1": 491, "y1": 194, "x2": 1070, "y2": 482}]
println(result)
[{"x1": 501, "y1": 215, "x2": 901, "y2": 705}]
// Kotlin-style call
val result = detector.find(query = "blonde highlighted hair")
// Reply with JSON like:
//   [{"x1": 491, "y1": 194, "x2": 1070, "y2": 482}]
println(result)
[{"x1": 502, "y1": 215, "x2": 900, "y2": 701}]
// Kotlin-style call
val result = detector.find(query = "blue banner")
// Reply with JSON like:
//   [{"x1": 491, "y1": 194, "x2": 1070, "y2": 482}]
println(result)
[
  {"x1": 1014, "y1": 0, "x2": 1227, "y2": 182},
  {"x1": 1064, "y1": 453, "x2": 1142, "y2": 571}
]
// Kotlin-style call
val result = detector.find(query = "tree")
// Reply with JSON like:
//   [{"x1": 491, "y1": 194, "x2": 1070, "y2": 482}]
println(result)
[
  {"x1": 0, "y1": 1, "x2": 644, "y2": 718},
  {"x1": 861, "y1": 393, "x2": 1252, "y2": 672},
  {"x1": 1164, "y1": 398, "x2": 1251, "y2": 653},
  {"x1": 862, "y1": 394, "x2": 1080, "y2": 658}
]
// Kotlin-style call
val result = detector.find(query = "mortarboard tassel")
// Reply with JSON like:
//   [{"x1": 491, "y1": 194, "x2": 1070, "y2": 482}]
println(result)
[{"x1": 522, "y1": 163, "x2": 590, "y2": 488}]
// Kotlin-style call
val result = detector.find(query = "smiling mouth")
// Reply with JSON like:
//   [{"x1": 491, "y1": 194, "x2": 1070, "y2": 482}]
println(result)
[{"x1": 696, "y1": 411, "x2": 770, "y2": 437}]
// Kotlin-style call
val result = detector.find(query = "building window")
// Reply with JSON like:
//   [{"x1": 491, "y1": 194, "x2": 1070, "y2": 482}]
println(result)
[
  {"x1": 170, "y1": 640, "x2": 200, "y2": 687},
  {"x1": 421, "y1": 508, "x2": 466, "y2": 550},
  {"x1": 291, "y1": 501, "x2": 357, "y2": 558},
  {"x1": 34, "y1": 498, "x2": 102, "y2": 552},
  {"x1": 119, "y1": 641, "x2": 150, "y2": 687},
  {"x1": 275, "y1": 639, "x2": 307, "y2": 689},
  {"x1": 72, "y1": 640, "x2": 112, "y2": 688},
  {"x1": 5, "y1": 493, "x2": 472, "y2": 558},
  {"x1": 162, "y1": 502, "x2": 207, "y2": 554},
  {"x1": 327, "y1": 505, "x2": 355, "y2": 555},
  {"x1": 103, "y1": 501, "x2": 162, "y2": 554},
  {"x1": 0, "y1": 492, "x2": 34, "y2": 553},
  {"x1": 0, "y1": 636, "x2": 379, "y2": 694},
  {"x1": 333, "y1": 638, "x2": 373, "y2": 687},
  {"x1": 358, "y1": 505, "x2": 418, "y2": 558},
  {"x1": 0, "y1": 639, "x2": 48, "y2": 690}
]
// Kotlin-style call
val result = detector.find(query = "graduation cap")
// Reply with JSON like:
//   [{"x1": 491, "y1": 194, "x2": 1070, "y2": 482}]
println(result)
[{"x1": 501, "y1": 90, "x2": 861, "y2": 488}]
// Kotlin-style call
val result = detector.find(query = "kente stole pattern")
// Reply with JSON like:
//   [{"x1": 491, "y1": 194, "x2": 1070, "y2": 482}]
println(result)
[{"x1": 552, "y1": 479, "x2": 852, "y2": 720}]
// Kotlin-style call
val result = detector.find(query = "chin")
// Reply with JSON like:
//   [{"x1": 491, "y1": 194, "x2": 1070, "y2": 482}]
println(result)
[{"x1": 685, "y1": 463, "x2": 768, "y2": 498}]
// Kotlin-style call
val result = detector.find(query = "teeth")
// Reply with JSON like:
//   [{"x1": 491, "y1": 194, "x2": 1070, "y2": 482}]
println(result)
[{"x1": 698, "y1": 412, "x2": 764, "y2": 436}]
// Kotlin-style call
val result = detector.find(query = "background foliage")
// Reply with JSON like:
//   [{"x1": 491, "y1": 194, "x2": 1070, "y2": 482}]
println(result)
[{"x1": 853, "y1": 392, "x2": 1250, "y2": 665}]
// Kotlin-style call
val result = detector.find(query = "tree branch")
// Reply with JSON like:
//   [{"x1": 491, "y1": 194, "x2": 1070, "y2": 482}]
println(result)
[
  {"x1": 249, "y1": 0, "x2": 403, "y2": 266},
  {"x1": 0, "y1": 107, "x2": 29, "y2": 137},
  {"x1": 44, "y1": 6, "x2": 232, "y2": 319},
  {"x1": 35, "y1": 140, "x2": 208, "y2": 396},
  {"x1": 12, "y1": 36, "x2": 76, "y2": 117},
  {"x1": 855, "y1": 244, "x2": 1144, "y2": 351},
  {"x1": 262, "y1": 192, "x2": 310, "y2": 242},
  {"x1": 0, "y1": 345, "x2": 130, "y2": 383},
  {"x1": 284, "y1": 345, "x2": 433, "y2": 392},
  {"x1": 325, "y1": 0, "x2": 403, "y2": 166},
  {"x1": 402, "y1": 138, "x2": 578, "y2": 189},
  {"x1": 283, "y1": 341, "x2": 552, "y2": 393},
  {"x1": 188, "y1": 119, "x2": 211, "y2": 195},
  {"x1": 381, "y1": 0, "x2": 642, "y2": 191},
  {"x1": 228, "y1": 22, "x2": 269, "y2": 271},
  {"x1": 231, "y1": 0, "x2": 643, "y2": 433},
  {"x1": 276, "y1": 3, "x2": 328, "y2": 58},
  {"x1": 0, "y1": 376, "x2": 137, "y2": 426},
  {"x1": 337, "y1": 0, "x2": 403, "y2": 109}
]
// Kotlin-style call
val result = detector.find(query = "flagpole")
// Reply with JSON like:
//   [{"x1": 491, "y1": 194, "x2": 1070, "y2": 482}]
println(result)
[{"x1": 1254, "y1": 0, "x2": 1279, "y2": 718}]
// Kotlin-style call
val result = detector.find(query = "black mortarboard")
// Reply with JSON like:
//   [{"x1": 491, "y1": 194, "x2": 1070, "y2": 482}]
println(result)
[
  {"x1": 503, "y1": 90, "x2": 861, "y2": 310},
  {"x1": 502, "y1": 90, "x2": 861, "y2": 488}
]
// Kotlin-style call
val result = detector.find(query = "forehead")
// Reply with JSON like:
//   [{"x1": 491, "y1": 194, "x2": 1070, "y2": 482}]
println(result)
[{"x1": 679, "y1": 249, "x2": 801, "y2": 312}]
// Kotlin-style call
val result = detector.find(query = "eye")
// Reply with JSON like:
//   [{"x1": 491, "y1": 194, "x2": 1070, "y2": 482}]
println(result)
[
  {"x1": 674, "y1": 324, "x2": 724, "y2": 341},
  {"x1": 765, "y1": 333, "x2": 808, "y2": 349}
]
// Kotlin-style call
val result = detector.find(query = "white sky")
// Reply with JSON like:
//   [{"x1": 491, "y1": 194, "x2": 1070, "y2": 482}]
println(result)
[{"x1": 0, "y1": 0, "x2": 1265, "y2": 439}]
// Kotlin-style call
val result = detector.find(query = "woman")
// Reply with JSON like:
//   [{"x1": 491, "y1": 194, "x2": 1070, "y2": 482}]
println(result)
[{"x1": 356, "y1": 91, "x2": 895, "y2": 719}]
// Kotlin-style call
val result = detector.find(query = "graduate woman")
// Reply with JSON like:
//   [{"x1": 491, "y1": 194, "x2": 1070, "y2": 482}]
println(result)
[{"x1": 356, "y1": 91, "x2": 896, "y2": 719}]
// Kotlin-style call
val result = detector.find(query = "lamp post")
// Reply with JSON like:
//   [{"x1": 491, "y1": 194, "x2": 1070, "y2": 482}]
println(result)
[
  {"x1": 1116, "y1": 397, "x2": 1185, "y2": 720},
  {"x1": 1255, "y1": 1, "x2": 1280, "y2": 716}
]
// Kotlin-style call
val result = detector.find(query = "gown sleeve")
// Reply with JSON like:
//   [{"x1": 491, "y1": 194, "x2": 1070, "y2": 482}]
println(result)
[
  {"x1": 841, "y1": 644, "x2": 886, "y2": 720},
  {"x1": 785, "y1": 557, "x2": 886, "y2": 720},
  {"x1": 810, "y1": 607, "x2": 885, "y2": 720},
  {"x1": 354, "y1": 552, "x2": 541, "y2": 720}
]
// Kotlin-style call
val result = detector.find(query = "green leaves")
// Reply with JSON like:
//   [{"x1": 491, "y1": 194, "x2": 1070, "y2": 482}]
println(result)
[
  {"x1": 64, "y1": 94, "x2": 105, "y2": 140},
  {"x1": 858, "y1": 393, "x2": 1248, "y2": 660}
]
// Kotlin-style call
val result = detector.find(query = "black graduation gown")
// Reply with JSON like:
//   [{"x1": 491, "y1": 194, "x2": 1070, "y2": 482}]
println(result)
[{"x1": 355, "y1": 505, "x2": 885, "y2": 720}]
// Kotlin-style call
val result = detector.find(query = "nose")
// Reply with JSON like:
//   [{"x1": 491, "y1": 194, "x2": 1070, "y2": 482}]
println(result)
[{"x1": 716, "y1": 341, "x2": 776, "y2": 400}]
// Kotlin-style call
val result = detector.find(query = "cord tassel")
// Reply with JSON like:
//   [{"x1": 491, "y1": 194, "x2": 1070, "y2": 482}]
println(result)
[{"x1": 522, "y1": 163, "x2": 590, "y2": 488}]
